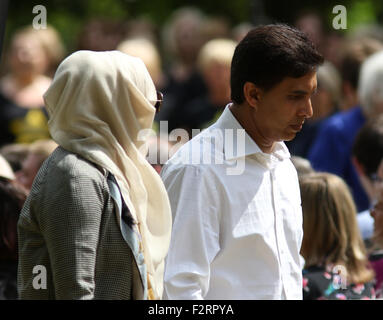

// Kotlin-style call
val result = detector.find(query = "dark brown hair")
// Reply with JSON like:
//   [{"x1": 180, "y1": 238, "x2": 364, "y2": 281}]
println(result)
[
  {"x1": 230, "y1": 24, "x2": 323, "y2": 104},
  {"x1": 353, "y1": 114, "x2": 383, "y2": 178}
]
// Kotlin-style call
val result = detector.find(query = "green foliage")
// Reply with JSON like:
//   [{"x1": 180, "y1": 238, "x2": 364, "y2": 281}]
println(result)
[
  {"x1": 3, "y1": 0, "x2": 383, "y2": 52},
  {"x1": 347, "y1": 0, "x2": 378, "y2": 30},
  {"x1": 48, "y1": 11, "x2": 82, "y2": 52},
  {"x1": 85, "y1": 0, "x2": 129, "y2": 20}
]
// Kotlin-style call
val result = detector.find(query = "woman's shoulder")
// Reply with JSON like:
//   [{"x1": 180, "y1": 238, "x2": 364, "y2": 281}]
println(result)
[
  {"x1": 32, "y1": 147, "x2": 108, "y2": 195},
  {"x1": 49, "y1": 147, "x2": 105, "y2": 175}
]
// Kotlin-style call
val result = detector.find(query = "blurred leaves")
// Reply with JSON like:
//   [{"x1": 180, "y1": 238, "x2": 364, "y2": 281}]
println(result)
[
  {"x1": 348, "y1": 0, "x2": 378, "y2": 30},
  {"x1": 3, "y1": 0, "x2": 383, "y2": 52}
]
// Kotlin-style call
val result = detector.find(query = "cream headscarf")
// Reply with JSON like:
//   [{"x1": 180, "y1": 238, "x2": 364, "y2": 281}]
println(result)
[{"x1": 43, "y1": 50, "x2": 172, "y2": 299}]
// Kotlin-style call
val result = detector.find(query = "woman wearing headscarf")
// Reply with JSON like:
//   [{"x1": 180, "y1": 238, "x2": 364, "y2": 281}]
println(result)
[{"x1": 17, "y1": 50, "x2": 172, "y2": 300}]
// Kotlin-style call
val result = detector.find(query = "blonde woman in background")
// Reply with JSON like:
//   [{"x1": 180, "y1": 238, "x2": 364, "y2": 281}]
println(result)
[
  {"x1": 172, "y1": 38, "x2": 237, "y2": 135},
  {"x1": 0, "y1": 25, "x2": 65, "y2": 146},
  {"x1": 300, "y1": 172, "x2": 376, "y2": 299},
  {"x1": 117, "y1": 37, "x2": 163, "y2": 88}
]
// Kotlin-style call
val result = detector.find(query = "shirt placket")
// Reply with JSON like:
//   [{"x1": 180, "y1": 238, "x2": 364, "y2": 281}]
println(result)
[{"x1": 270, "y1": 168, "x2": 289, "y2": 299}]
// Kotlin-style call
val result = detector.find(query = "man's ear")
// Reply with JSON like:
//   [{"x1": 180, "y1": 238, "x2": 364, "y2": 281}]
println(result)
[{"x1": 243, "y1": 82, "x2": 261, "y2": 109}]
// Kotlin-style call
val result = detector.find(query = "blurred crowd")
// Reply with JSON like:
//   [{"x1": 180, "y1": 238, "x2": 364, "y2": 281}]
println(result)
[{"x1": 1, "y1": 6, "x2": 383, "y2": 299}]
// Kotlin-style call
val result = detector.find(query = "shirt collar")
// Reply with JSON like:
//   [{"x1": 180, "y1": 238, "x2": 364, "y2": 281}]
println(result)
[{"x1": 214, "y1": 104, "x2": 291, "y2": 162}]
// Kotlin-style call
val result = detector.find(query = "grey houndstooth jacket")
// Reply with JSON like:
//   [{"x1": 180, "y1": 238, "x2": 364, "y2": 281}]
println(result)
[{"x1": 17, "y1": 147, "x2": 146, "y2": 299}]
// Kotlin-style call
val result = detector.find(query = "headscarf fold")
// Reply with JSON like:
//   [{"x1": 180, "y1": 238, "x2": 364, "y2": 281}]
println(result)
[{"x1": 43, "y1": 50, "x2": 172, "y2": 299}]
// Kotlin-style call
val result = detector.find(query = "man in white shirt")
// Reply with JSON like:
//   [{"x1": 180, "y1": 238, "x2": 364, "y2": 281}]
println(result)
[{"x1": 161, "y1": 24, "x2": 323, "y2": 300}]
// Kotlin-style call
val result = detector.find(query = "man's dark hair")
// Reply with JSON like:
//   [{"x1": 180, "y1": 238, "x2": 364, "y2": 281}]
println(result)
[
  {"x1": 230, "y1": 24, "x2": 324, "y2": 104},
  {"x1": 353, "y1": 115, "x2": 383, "y2": 178}
]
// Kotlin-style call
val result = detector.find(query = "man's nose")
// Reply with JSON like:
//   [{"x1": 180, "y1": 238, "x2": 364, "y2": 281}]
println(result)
[{"x1": 298, "y1": 99, "x2": 313, "y2": 119}]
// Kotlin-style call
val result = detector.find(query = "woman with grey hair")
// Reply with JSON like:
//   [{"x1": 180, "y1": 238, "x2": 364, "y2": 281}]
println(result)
[{"x1": 358, "y1": 50, "x2": 383, "y2": 119}]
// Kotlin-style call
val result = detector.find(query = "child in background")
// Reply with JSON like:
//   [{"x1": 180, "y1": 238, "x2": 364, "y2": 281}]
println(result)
[{"x1": 300, "y1": 172, "x2": 376, "y2": 299}]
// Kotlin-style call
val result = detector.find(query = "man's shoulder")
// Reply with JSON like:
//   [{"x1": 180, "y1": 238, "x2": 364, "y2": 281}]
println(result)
[{"x1": 162, "y1": 151, "x2": 213, "y2": 180}]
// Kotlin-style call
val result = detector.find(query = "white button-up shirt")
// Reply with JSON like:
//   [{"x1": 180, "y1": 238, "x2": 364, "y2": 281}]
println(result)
[{"x1": 161, "y1": 105, "x2": 303, "y2": 300}]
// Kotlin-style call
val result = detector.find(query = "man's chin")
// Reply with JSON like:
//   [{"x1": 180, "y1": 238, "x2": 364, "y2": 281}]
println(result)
[{"x1": 283, "y1": 132, "x2": 298, "y2": 142}]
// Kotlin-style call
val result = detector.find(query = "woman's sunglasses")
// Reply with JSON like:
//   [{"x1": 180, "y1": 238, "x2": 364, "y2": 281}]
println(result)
[{"x1": 154, "y1": 91, "x2": 163, "y2": 113}]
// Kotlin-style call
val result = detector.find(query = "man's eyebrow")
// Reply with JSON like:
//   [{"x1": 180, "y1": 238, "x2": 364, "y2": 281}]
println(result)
[
  {"x1": 290, "y1": 87, "x2": 317, "y2": 95},
  {"x1": 289, "y1": 90, "x2": 308, "y2": 95}
]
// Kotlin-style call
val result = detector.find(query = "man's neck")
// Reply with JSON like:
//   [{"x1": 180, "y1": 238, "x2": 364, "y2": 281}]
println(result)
[{"x1": 229, "y1": 103, "x2": 275, "y2": 154}]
